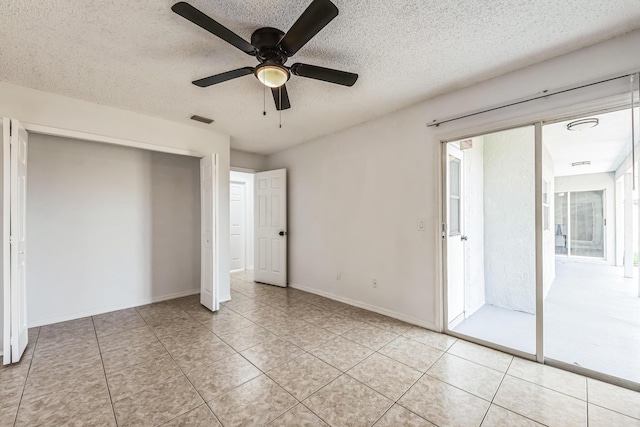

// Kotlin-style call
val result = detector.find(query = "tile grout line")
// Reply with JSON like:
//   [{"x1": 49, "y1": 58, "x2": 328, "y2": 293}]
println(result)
[
  {"x1": 133, "y1": 304, "x2": 227, "y2": 427},
  {"x1": 90, "y1": 316, "x2": 119, "y2": 426},
  {"x1": 392, "y1": 347, "x2": 451, "y2": 426},
  {"x1": 16, "y1": 273, "x2": 639, "y2": 427},
  {"x1": 12, "y1": 327, "x2": 40, "y2": 427},
  {"x1": 233, "y1": 275, "x2": 439, "y2": 426},
  {"x1": 216, "y1": 283, "x2": 322, "y2": 425},
  {"x1": 488, "y1": 357, "x2": 556, "y2": 427},
  {"x1": 477, "y1": 355, "x2": 515, "y2": 426},
  {"x1": 231, "y1": 278, "x2": 348, "y2": 426},
  {"x1": 501, "y1": 372, "x2": 588, "y2": 402}
]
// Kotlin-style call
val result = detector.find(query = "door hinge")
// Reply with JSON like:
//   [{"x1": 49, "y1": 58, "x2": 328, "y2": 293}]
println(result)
[{"x1": 441, "y1": 223, "x2": 446, "y2": 239}]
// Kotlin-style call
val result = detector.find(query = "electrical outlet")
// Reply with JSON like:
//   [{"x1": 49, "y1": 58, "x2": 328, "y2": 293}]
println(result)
[
  {"x1": 336, "y1": 272, "x2": 342, "y2": 281},
  {"x1": 372, "y1": 279, "x2": 378, "y2": 288}
]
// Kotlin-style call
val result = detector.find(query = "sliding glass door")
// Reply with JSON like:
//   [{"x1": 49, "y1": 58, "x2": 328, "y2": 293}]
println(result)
[
  {"x1": 442, "y1": 74, "x2": 640, "y2": 390},
  {"x1": 555, "y1": 190, "x2": 606, "y2": 258},
  {"x1": 444, "y1": 125, "x2": 537, "y2": 357},
  {"x1": 543, "y1": 108, "x2": 639, "y2": 386}
]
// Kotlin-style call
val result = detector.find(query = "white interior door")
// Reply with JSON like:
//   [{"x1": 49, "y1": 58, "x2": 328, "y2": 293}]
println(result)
[
  {"x1": 230, "y1": 181, "x2": 246, "y2": 271},
  {"x1": 200, "y1": 154, "x2": 218, "y2": 311},
  {"x1": 447, "y1": 144, "x2": 465, "y2": 325},
  {"x1": 254, "y1": 169, "x2": 287, "y2": 287},
  {"x1": 2, "y1": 119, "x2": 29, "y2": 364}
]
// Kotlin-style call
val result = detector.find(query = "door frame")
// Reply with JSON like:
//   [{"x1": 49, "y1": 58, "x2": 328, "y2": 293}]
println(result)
[
  {"x1": 1, "y1": 121, "x2": 226, "y2": 358},
  {"x1": 230, "y1": 169, "x2": 256, "y2": 273},
  {"x1": 554, "y1": 189, "x2": 608, "y2": 261},
  {"x1": 445, "y1": 144, "x2": 465, "y2": 327},
  {"x1": 230, "y1": 179, "x2": 248, "y2": 272},
  {"x1": 439, "y1": 101, "x2": 640, "y2": 391},
  {"x1": 440, "y1": 122, "x2": 543, "y2": 364}
]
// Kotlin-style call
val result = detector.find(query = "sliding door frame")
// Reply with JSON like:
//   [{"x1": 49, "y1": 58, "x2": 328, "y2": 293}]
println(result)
[
  {"x1": 440, "y1": 100, "x2": 640, "y2": 392},
  {"x1": 440, "y1": 121, "x2": 543, "y2": 363}
]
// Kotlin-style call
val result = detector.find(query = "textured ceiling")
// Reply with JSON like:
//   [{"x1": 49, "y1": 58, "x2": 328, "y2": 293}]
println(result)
[{"x1": 1, "y1": 1, "x2": 640, "y2": 154}]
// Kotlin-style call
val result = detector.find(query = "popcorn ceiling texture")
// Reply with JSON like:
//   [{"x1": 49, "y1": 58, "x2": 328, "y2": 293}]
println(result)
[{"x1": 0, "y1": 0, "x2": 639, "y2": 154}]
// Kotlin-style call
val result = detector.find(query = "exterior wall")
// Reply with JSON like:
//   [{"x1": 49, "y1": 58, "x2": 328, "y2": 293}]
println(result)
[{"x1": 483, "y1": 127, "x2": 536, "y2": 314}]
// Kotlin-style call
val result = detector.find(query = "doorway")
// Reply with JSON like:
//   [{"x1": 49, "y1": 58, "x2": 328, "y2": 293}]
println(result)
[
  {"x1": 230, "y1": 171, "x2": 254, "y2": 273},
  {"x1": 2, "y1": 119, "x2": 223, "y2": 364},
  {"x1": 443, "y1": 125, "x2": 537, "y2": 357},
  {"x1": 443, "y1": 106, "x2": 640, "y2": 389},
  {"x1": 543, "y1": 108, "x2": 640, "y2": 385}
]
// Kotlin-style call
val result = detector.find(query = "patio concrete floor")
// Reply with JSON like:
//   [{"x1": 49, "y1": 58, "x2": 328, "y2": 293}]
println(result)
[{"x1": 452, "y1": 261, "x2": 640, "y2": 384}]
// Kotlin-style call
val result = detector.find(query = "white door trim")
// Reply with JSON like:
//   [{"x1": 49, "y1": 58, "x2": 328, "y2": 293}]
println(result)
[
  {"x1": 22, "y1": 123, "x2": 205, "y2": 157},
  {"x1": 2, "y1": 118, "x2": 10, "y2": 364}
]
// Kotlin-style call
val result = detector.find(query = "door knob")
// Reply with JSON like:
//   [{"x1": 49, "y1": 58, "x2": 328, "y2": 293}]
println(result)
[
  {"x1": 279, "y1": 231, "x2": 287, "y2": 236},
  {"x1": 461, "y1": 235, "x2": 468, "y2": 241}
]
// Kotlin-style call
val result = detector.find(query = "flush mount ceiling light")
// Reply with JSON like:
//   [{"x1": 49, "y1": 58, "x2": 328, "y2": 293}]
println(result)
[
  {"x1": 567, "y1": 118, "x2": 599, "y2": 131},
  {"x1": 255, "y1": 64, "x2": 290, "y2": 88}
]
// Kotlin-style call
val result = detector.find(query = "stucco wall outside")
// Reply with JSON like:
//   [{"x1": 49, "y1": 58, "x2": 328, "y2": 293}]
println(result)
[{"x1": 483, "y1": 126, "x2": 536, "y2": 314}]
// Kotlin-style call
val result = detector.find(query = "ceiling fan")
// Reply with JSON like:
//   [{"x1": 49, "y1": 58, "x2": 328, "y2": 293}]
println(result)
[{"x1": 171, "y1": 0, "x2": 358, "y2": 111}]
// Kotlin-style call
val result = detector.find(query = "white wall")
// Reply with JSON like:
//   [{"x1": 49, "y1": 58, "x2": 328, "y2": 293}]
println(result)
[
  {"x1": 267, "y1": 29, "x2": 640, "y2": 330},
  {"x1": 230, "y1": 171, "x2": 254, "y2": 271},
  {"x1": 26, "y1": 134, "x2": 200, "y2": 326},
  {"x1": 231, "y1": 149, "x2": 267, "y2": 172},
  {"x1": 555, "y1": 172, "x2": 616, "y2": 265},
  {"x1": 483, "y1": 127, "x2": 536, "y2": 314},
  {"x1": 0, "y1": 82, "x2": 231, "y2": 353},
  {"x1": 461, "y1": 137, "x2": 486, "y2": 316}
]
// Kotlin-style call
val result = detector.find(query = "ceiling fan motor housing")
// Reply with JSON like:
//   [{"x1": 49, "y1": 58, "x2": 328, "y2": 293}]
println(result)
[{"x1": 251, "y1": 27, "x2": 288, "y2": 64}]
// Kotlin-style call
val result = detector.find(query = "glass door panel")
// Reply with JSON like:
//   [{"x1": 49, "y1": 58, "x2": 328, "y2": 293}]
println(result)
[
  {"x1": 543, "y1": 108, "x2": 640, "y2": 386},
  {"x1": 445, "y1": 126, "x2": 537, "y2": 356}
]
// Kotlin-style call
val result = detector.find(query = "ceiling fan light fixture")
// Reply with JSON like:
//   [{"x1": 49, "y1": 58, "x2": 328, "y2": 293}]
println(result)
[
  {"x1": 256, "y1": 65, "x2": 289, "y2": 88},
  {"x1": 566, "y1": 118, "x2": 599, "y2": 131}
]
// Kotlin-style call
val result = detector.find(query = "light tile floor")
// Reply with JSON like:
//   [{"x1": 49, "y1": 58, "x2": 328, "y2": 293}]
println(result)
[{"x1": 1, "y1": 270, "x2": 639, "y2": 426}]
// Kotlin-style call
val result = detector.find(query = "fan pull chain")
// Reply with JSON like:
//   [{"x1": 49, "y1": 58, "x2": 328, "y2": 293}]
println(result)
[
  {"x1": 279, "y1": 87, "x2": 282, "y2": 129},
  {"x1": 263, "y1": 84, "x2": 266, "y2": 116}
]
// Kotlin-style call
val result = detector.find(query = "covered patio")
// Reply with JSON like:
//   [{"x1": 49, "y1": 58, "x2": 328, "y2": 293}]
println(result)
[{"x1": 453, "y1": 261, "x2": 640, "y2": 384}]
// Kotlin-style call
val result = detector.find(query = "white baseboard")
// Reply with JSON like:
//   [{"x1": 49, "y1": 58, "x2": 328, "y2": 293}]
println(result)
[
  {"x1": 28, "y1": 288, "x2": 200, "y2": 328},
  {"x1": 288, "y1": 283, "x2": 438, "y2": 331}
]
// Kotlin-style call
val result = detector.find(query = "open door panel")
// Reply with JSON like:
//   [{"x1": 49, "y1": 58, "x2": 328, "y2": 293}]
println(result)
[
  {"x1": 254, "y1": 169, "x2": 287, "y2": 287},
  {"x1": 200, "y1": 154, "x2": 218, "y2": 312},
  {"x1": 2, "y1": 118, "x2": 28, "y2": 364}
]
